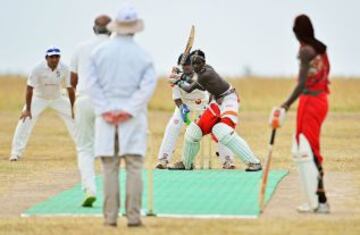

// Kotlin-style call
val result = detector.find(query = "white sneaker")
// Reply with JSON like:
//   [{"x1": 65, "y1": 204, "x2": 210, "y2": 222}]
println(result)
[
  {"x1": 315, "y1": 203, "x2": 330, "y2": 214},
  {"x1": 296, "y1": 203, "x2": 315, "y2": 213},
  {"x1": 245, "y1": 162, "x2": 262, "y2": 172},
  {"x1": 297, "y1": 202, "x2": 330, "y2": 214},
  {"x1": 9, "y1": 155, "x2": 21, "y2": 161}
]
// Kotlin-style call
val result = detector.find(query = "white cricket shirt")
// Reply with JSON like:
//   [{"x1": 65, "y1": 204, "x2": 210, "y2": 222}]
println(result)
[
  {"x1": 27, "y1": 61, "x2": 71, "y2": 100},
  {"x1": 70, "y1": 34, "x2": 109, "y2": 95}
]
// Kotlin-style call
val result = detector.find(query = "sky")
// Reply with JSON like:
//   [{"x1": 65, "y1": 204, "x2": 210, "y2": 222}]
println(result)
[{"x1": 0, "y1": 0, "x2": 359, "y2": 77}]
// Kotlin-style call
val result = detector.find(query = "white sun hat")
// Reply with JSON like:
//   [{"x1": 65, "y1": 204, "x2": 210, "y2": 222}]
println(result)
[{"x1": 107, "y1": 4, "x2": 144, "y2": 34}]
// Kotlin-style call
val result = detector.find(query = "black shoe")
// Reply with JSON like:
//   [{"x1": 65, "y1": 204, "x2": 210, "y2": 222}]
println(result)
[
  {"x1": 168, "y1": 161, "x2": 194, "y2": 170},
  {"x1": 127, "y1": 221, "x2": 143, "y2": 227},
  {"x1": 245, "y1": 162, "x2": 262, "y2": 172}
]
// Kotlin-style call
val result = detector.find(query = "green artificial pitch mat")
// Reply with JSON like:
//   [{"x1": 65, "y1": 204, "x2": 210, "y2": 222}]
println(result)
[{"x1": 22, "y1": 169, "x2": 287, "y2": 218}]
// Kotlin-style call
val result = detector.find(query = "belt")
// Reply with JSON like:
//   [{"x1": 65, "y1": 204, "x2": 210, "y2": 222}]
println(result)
[
  {"x1": 303, "y1": 89, "x2": 324, "y2": 96},
  {"x1": 215, "y1": 88, "x2": 236, "y2": 100}
]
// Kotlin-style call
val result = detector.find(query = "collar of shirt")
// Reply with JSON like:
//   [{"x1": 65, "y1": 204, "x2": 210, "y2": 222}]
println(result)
[
  {"x1": 112, "y1": 34, "x2": 134, "y2": 42},
  {"x1": 42, "y1": 60, "x2": 60, "y2": 73}
]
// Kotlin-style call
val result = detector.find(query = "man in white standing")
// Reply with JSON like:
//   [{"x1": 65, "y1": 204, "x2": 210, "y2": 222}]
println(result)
[
  {"x1": 87, "y1": 5, "x2": 157, "y2": 227},
  {"x1": 9, "y1": 47, "x2": 76, "y2": 161},
  {"x1": 70, "y1": 15, "x2": 111, "y2": 207}
]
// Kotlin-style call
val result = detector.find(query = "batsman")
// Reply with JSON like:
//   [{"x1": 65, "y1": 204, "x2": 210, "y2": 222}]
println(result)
[
  {"x1": 169, "y1": 50, "x2": 262, "y2": 171},
  {"x1": 156, "y1": 53, "x2": 236, "y2": 169},
  {"x1": 269, "y1": 15, "x2": 330, "y2": 213}
]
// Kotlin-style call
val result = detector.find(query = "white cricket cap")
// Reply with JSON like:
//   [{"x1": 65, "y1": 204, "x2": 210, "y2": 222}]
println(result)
[{"x1": 45, "y1": 46, "x2": 61, "y2": 57}]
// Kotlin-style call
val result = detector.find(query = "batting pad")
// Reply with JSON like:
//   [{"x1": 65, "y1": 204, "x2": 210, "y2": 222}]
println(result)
[{"x1": 22, "y1": 170, "x2": 287, "y2": 218}]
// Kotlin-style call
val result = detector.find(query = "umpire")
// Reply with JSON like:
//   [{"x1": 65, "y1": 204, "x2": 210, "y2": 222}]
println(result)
[{"x1": 86, "y1": 4, "x2": 157, "y2": 227}]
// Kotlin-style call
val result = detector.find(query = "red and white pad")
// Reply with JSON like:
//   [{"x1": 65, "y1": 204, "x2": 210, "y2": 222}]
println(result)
[
  {"x1": 196, "y1": 103, "x2": 221, "y2": 135},
  {"x1": 219, "y1": 93, "x2": 239, "y2": 125},
  {"x1": 269, "y1": 107, "x2": 286, "y2": 129},
  {"x1": 292, "y1": 134, "x2": 319, "y2": 210}
]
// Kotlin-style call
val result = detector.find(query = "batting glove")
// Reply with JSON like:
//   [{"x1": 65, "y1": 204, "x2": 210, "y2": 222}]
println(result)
[
  {"x1": 179, "y1": 104, "x2": 191, "y2": 124},
  {"x1": 269, "y1": 107, "x2": 286, "y2": 129}
]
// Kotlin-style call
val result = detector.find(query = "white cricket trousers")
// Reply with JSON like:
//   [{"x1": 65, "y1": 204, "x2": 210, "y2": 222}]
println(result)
[
  {"x1": 157, "y1": 108, "x2": 185, "y2": 161},
  {"x1": 74, "y1": 95, "x2": 97, "y2": 194},
  {"x1": 11, "y1": 96, "x2": 76, "y2": 157}
]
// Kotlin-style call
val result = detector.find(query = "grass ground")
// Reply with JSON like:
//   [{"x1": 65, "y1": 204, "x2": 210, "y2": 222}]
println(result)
[{"x1": 0, "y1": 76, "x2": 359, "y2": 234}]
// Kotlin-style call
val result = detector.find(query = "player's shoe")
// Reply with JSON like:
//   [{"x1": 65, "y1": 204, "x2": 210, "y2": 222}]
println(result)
[
  {"x1": 315, "y1": 203, "x2": 330, "y2": 214},
  {"x1": 245, "y1": 162, "x2": 262, "y2": 172},
  {"x1": 168, "y1": 161, "x2": 194, "y2": 170},
  {"x1": 222, "y1": 160, "x2": 236, "y2": 169},
  {"x1": 296, "y1": 202, "x2": 330, "y2": 214},
  {"x1": 9, "y1": 155, "x2": 21, "y2": 161},
  {"x1": 82, "y1": 190, "x2": 96, "y2": 207},
  {"x1": 104, "y1": 222, "x2": 117, "y2": 227},
  {"x1": 296, "y1": 203, "x2": 313, "y2": 213},
  {"x1": 155, "y1": 159, "x2": 168, "y2": 169}
]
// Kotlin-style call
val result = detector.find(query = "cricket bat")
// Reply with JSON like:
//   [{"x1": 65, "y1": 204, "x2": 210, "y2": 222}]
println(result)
[
  {"x1": 259, "y1": 128, "x2": 277, "y2": 213},
  {"x1": 179, "y1": 25, "x2": 195, "y2": 66}
]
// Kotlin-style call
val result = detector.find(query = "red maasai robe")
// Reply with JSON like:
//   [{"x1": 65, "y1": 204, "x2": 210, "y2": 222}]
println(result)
[{"x1": 296, "y1": 48, "x2": 330, "y2": 164}]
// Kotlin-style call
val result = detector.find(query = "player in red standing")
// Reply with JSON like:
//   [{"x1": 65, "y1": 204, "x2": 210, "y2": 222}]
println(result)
[{"x1": 270, "y1": 14, "x2": 330, "y2": 213}]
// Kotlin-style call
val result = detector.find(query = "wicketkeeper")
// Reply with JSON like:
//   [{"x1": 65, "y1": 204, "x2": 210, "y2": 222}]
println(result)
[
  {"x1": 156, "y1": 53, "x2": 236, "y2": 169},
  {"x1": 269, "y1": 14, "x2": 330, "y2": 213},
  {"x1": 169, "y1": 50, "x2": 262, "y2": 171}
]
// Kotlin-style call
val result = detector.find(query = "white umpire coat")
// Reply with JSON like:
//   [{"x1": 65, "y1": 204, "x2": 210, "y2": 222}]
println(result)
[{"x1": 86, "y1": 35, "x2": 157, "y2": 157}]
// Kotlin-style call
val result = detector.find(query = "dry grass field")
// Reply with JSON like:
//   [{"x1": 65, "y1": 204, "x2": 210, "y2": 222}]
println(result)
[{"x1": 0, "y1": 76, "x2": 359, "y2": 235}]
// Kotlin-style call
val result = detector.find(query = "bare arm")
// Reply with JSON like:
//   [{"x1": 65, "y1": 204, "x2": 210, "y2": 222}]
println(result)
[
  {"x1": 70, "y1": 72, "x2": 78, "y2": 89},
  {"x1": 20, "y1": 86, "x2": 33, "y2": 122},
  {"x1": 67, "y1": 87, "x2": 76, "y2": 119},
  {"x1": 25, "y1": 86, "x2": 33, "y2": 112},
  {"x1": 281, "y1": 46, "x2": 316, "y2": 110},
  {"x1": 177, "y1": 80, "x2": 202, "y2": 93}
]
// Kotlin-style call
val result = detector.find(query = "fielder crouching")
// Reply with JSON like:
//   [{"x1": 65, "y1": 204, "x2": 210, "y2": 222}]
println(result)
[
  {"x1": 169, "y1": 50, "x2": 262, "y2": 171},
  {"x1": 270, "y1": 14, "x2": 330, "y2": 213},
  {"x1": 9, "y1": 46, "x2": 76, "y2": 161}
]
